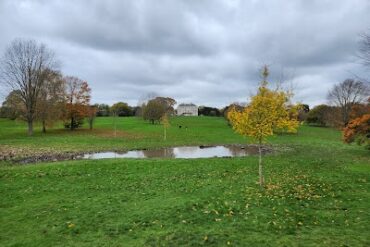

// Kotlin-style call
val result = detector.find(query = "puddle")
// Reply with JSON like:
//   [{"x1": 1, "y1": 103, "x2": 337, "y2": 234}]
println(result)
[{"x1": 79, "y1": 145, "x2": 269, "y2": 160}]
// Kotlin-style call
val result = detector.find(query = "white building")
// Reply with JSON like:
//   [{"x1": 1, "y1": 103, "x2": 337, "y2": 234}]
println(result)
[{"x1": 177, "y1": 103, "x2": 198, "y2": 116}]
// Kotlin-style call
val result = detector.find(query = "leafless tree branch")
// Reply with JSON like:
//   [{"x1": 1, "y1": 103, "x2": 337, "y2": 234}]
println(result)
[
  {"x1": 0, "y1": 39, "x2": 56, "y2": 135},
  {"x1": 327, "y1": 79, "x2": 370, "y2": 126}
]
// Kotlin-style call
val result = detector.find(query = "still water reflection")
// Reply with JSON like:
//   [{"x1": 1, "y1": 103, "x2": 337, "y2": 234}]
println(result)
[{"x1": 81, "y1": 145, "x2": 263, "y2": 159}]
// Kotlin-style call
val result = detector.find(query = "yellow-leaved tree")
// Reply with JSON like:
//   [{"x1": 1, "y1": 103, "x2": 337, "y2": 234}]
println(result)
[
  {"x1": 161, "y1": 113, "x2": 170, "y2": 141},
  {"x1": 228, "y1": 66, "x2": 300, "y2": 187}
]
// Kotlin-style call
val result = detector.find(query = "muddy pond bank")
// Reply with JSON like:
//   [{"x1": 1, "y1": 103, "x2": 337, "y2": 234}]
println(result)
[{"x1": 1, "y1": 145, "x2": 272, "y2": 164}]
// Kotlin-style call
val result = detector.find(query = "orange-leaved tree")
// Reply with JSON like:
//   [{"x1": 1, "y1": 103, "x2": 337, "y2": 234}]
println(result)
[
  {"x1": 63, "y1": 76, "x2": 91, "y2": 130},
  {"x1": 228, "y1": 66, "x2": 300, "y2": 187},
  {"x1": 343, "y1": 113, "x2": 370, "y2": 149}
]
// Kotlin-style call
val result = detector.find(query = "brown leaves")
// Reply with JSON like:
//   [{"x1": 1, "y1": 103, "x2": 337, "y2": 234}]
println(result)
[
  {"x1": 63, "y1": 77, "x2": 92, "y2": 129},
  {"x1": 343, "y1": 114, "x2": 370, "y2": 146},
  {"x1": 261, "y1": 173, "x2": 334, "y2": 202}
]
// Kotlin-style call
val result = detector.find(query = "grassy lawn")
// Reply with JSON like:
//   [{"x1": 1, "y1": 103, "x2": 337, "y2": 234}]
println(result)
[
  {"x1": 0, "y1": 117, "x2": 369, "y2": 246},
  {"x1": 0, "y1": 117, "x2": 246, "y2": 157}
]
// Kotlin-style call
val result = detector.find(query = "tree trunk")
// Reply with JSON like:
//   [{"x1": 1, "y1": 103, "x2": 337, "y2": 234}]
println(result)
[
  {"x1": 70, "y1": 117, "x2": 74, "y2": 131},
  {"x1": 27, "y1": 120, "x2": 33, "y2": 136},
  {"x1": 113, "y1": 114, "x2": 117, "y2": 138},
  {"x1": 42, "y1": 120, "x2": 46, "y2": 133},
  {"x1": 343, "y1": 106, "x2": 350, "y2": 127},
  {"x1": 89, "y1": 119, "x2": 93, "y2": 130},
  {"x1": 258, "y1": 140, "x2": 264, "y2": 188}
]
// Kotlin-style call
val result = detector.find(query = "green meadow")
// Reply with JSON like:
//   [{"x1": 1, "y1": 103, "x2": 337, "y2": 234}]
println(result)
[
  {"x1": 1, "y1": 117, "x2": 369, "y2": 246},
  {"x1": 0, "y1": 117, "x2": 246, "y2": 156}
]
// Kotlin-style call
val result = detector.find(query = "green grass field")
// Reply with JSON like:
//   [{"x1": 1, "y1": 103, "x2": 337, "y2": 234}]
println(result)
[
  {"x1": 1, "y1": 117, "x2": 369, "y2": 246},
  {"x1": 0, "y1": 117, "x2": 247, "y2": 158}
]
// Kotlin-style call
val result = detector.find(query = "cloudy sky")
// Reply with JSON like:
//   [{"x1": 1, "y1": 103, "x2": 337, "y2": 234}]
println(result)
[{"x1": 0, "y1": 0, "x2": 369, "y2": 107}]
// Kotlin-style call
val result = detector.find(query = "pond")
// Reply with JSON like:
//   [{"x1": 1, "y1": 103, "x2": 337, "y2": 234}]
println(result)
[{"x1": 79, "y1": 145, "x2": 268, "y2": 160}]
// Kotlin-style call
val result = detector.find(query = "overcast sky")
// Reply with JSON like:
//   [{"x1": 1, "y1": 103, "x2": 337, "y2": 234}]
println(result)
[{"x1": 0, "y1": 0, "x2": 369, "y2": 108}]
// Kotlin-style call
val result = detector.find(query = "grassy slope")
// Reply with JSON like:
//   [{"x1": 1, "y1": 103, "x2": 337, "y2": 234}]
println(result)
[
  {"x1": 0, "y1": 117, "x2": 246, "y2": 155},
  {"x1": 0, "y1": 117, "x2": 369, "y2": 246}
]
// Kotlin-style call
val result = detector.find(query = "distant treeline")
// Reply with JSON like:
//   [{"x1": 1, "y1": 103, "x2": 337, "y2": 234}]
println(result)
[
  {"x1": 90, "y1": 103, "x2": 230, "y2": 117},
  {"x1": 94, "y1": 103, "x2": 141, "y2": 117}
]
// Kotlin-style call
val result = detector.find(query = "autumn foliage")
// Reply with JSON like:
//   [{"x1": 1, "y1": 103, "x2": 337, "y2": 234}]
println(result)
[
  {"x1": 343, "y1": 114, "x2": 370, "y2": 148},
  {"x1": 228, "y1": 66, "x2": 300, "y2": 187},
  {"x1": 36, "y1": 69, "x2": 66, "y2": 133},
  {"x1": 228, "y1": 75, "x2": 299, "y2": 143},
  {"x1": 63, "y1": 76, "x2": 91, "y2": 130}
]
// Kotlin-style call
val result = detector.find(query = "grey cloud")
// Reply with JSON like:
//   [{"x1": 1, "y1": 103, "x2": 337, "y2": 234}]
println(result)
[{"x1": 0, "y1": 0, "x2": 369, "y2": 107}]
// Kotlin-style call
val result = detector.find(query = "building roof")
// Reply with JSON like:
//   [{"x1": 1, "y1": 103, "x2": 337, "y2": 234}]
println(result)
[{"x1": 178, "y1": 103, "x2": 197, "y2": 107}]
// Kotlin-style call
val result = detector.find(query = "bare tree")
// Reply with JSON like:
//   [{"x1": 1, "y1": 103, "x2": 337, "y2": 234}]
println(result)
[
  {"x1": 0, "y1": 39, "x2": 56, "y2": 135},
  {"x1": 327, "y1": 79, "x2": 370, "y2": 126}
]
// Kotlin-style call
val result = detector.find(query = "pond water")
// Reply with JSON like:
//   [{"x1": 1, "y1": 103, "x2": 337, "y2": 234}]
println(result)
[{"x1": 80, "y1": 145, "x2": 267, "y2": 160}]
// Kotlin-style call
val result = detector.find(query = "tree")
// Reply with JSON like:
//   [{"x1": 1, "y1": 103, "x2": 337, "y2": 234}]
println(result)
[
  {"x1": 161, "y1": 113, "x2": 170, "y2": 140},
  {"x1": 228, "y1": 66, "x2": 299, "y2": 187},
  {"x1": 0, "y1": 90, "x2": 24, "y2": 120},
  {"x1": 112, "y1": 109, "x2": 118, "y2": 138},
  {"x1": 36, "y1": 69, "x2": 65, "y2": 133},
  {"x1": 87, "y1": 105, "x2": 97, "y2": 130},
  {"x1": 95, "y1": 104, "x2": 110, "y2": 117},
  {"x1": 349, "y1": 102, "x2": 370, "y2": 121},
  {"x1": 306, "y1": 104, "x2": 343, "y2": 127},
  {"x1": 306, "y1": 104, "x2": 330, "y2": 126},
  {"x1": 110, "y1": 102, "x2": 132, "y2": 136},
  {"x1": 111, "y1": 102, "x2": 132, "y2": 116},
  {"x1": 153, "y1": 97, "x2": 177, "y2": 115},
  {"x1": 327, "y1": 79, "x2": 370, "y2": 126},
  {"x1": 297, "y1": 104, "x2": 309, "y2": 122},
  {"x1": 198, "y1": 106, "x2": 221, "y2": 116},
  {"x1": 343, "y1": 97, "x2": 370, "y2": 149},
  {"x1": 132, "y1": 106, "x2": 142, "y2": 117},
  {"x1": 223, "y1": 103, "x2": 244, "y2": 123},
  {"x1": 0, "y1": 39, "x2": 56, "y2": 135},
  {"x1": 142, "y1": 97, "x2": 176, "y2": 124},
  {"x1": 63, "y1": 76, "x2": 91, "y2": 130},
  {"x1": 143, "y1": 99, "x2": 164, "y2": 124},
  {"x1": 343, "y1": 114, "x2": 370, "y2": 149}
]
